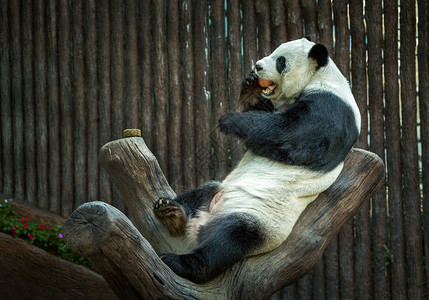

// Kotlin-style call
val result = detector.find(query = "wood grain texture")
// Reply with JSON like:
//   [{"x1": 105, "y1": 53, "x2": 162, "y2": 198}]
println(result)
[
  {"x1": 0, "y1": 233, "x2": 116, "y2": 300},
  {"x1": 65, "y1": 136, "x2": 384, "y2": 299}
]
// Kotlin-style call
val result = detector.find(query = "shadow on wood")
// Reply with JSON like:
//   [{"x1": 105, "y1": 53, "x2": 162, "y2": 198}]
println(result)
[{"x1": 63, "y1": 137, "x2": 384, "y2": 300}]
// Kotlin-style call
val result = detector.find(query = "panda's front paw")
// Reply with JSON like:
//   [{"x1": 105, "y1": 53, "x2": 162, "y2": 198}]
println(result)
[
  {"x1": 218, "y1": 112, "x2": 243, "y2": 136},
  {"x1": 241, "y1": 71, "x2": 259, "y2": 88}
]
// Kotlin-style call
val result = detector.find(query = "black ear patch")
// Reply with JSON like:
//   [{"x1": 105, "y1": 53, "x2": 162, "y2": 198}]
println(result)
[
  {"x1": 276, "y1": 56, "x2": 286, "y2": 74},
  {"x1": 308, "y1": 44, "x2": 328, "y2": 68}
]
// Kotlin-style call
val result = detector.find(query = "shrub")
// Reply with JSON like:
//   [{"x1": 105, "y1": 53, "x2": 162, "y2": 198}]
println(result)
[{"x1": 0, "y1": 199, "x2": 91, "y2": 269}]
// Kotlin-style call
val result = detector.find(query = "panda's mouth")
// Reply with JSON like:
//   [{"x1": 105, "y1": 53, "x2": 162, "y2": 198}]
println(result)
[{"x1": 262, "y1": 83, "x2": 277, "y2": 96}]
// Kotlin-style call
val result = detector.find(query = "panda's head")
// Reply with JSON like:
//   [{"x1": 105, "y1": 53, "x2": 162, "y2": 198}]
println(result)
[{"x1": 254, "y1": 37, "x2": 329, "y2": 102}]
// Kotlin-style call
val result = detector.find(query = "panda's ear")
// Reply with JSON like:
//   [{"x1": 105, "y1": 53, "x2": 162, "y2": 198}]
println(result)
[{"x1": 308, "y1": 44, "x2": 328, "y2": 68}]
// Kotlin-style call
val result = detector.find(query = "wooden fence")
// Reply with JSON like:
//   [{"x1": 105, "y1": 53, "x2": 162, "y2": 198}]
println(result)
[{"x1": 0, "y1": 0, "x2": 428, "y2": 298}]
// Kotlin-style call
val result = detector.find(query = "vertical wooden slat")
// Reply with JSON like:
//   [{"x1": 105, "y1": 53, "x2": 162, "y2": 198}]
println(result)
[
  {"x1": 98, "y1": 0, "x2": 112, "y2": 206},
  {"x1": 193, "y1": 0, "x2": 208, "y2": 187},
  {"x1": 211, "y1": 0, "x2": 228, "y2": 181},
  {"x1": 333, "y1": 1, "x2": 355, "y2": 299},
  {"x1": 242, "y1": 0, "x2": 257, "y2": 72},
  {"x1": 284, "y1": 0, "x2": 302, "y2": 40},
  {"x1": 10, "y1": 0, "x2": 24, "y2": 201},
  {"x1": 0, "y1": 0, "x2": 12, "y2": 196},
  {"x1": 139, "y1": 0, "x2": 153, "y2": 152},
  {"x1": 350, "y1": 0, "x2": 371, "y2": 298},
  {"x1": 34, "y1": 0, "x2": 49, "y2": 209},
  {"x1": 124, "y1": 0, "x2": 139, "y2": 130},
  {"x1": 22, "y1": 0, "x2": 36, "y2": 206},
  {"x1": 269, "y1": 0, "x2": 287, "y2": 48},
  {"x1": 151, "y1": 0, "x2": 169, "y2": 180},
  {"x1": 110, "y1": 0, "x2": 125, "y2": 211},
  {"x1": 317, "y1": 0, "x2": 333, "y2": 54},
  {"x1": 85, "y1": 0, "x2": 98, "y2": 203},
  {"x1": 59, "y1": 0, "x2": 74, "y2": 216},
  {"x1": 301, "y1": 0, "x2": 318, "y2": 41},
  {"x1": 227, "y1": 0, "x2": 243, "y2": 167},
  {"x1": 72, "y1": 0, "x2": 87, "y2": 210},
  {"x1": 167, "y1": 0, "x2": 182, "y2": 192},
  {"x1": 47, "y1": 0, "x2": 61, "y2": 214},
  {"x1": 400, "y1": 0, "x2": 424, "y2": 298},
  {"x1": 366, "y1": 1, "x2": 389, "y2": 298},
  {"x1": 255, "y1": 0, "x2": 271, "y2": 57},
  {"x1": 419, "y1": 0, "x2": 429, "y2": 293},
  {"x1": 385, "y1": 1, "x2": 406, "y2": 298}
]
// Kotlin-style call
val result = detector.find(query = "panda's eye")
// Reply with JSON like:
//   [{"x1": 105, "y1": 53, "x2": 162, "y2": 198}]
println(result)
[{"x1": 276, "y1": 56, "x2": 286, "y2": 74}]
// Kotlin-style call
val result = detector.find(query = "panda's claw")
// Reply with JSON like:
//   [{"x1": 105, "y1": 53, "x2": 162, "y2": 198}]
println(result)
[{"x1": 153, "y1": 197, "x2": 188, "y2": 236}]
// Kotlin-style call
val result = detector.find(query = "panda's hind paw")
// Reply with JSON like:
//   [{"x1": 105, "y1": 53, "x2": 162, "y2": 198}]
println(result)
[{"x1": 153, "y1": 197, "x2": 188, "y2": 236}]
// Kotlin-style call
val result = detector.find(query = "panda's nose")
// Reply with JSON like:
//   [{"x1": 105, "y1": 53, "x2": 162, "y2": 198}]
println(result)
[{"x1": 255, "y1": 64, "x2": 263, "y2": 72}]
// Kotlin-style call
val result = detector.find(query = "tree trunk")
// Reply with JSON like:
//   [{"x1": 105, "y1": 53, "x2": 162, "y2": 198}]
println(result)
[{"x1": 63, "y1": 136, "x2": 384, "y2": 299}]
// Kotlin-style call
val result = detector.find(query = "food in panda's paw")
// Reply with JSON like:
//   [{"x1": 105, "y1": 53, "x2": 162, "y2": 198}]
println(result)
[{"x1": 258, "y1": 77, "x2": 273, "y2": 88}]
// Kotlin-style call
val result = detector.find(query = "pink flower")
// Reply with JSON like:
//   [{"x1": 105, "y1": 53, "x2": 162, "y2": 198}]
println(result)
[
  {"x1": 12, "y1": 232, "x2": 16, "y2": 236},
  {"x1": 24, "y1": 223, "x2": 28, "y2": 229},
  {"x1": 58, "y1": 233, "x2": 63, "y2": 239},
  {"x1": 28, "y1": 233, "x2": 34, "y2": 239},
  {"x1": 11, "y1": 225, "x2": 18, "y2": 231},
  {"x1": 46, "y1": 225, "x2": 50, "y2": 230},
  {"x1": 21, "y1": 218, "x2": 25, "y2": 223},
  {"x1": 39, "y1": 224, "x2": 45, "y2": 230},
  {"x1": 25, "y1": 218, "x2": 29, "y2": 222}
]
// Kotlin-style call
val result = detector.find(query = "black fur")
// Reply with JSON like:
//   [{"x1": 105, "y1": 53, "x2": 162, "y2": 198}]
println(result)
[
  {"x1": 308, "y1": 44, "x2": 329, "y2": 68},
  {"x1": 276, "y1": 56, "x2": 286, "y2": 74},
  {"x1": 161, "y1": 213, "x2": 264, "y2": 283},
  {"x1": 218, "y1": 91, "x2": 359, "y2": 172},
  {"x1": 171, "y1": 181, "x2": 221, "y2": 217}
]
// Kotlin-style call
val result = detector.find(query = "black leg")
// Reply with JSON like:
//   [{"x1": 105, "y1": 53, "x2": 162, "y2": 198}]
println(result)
[{"x1": 161, "y1": 213, "x2": 265, "y2": 283}]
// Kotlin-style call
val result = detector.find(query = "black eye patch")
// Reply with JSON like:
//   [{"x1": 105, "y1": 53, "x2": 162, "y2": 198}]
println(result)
[{"x1": 276, "y1": 56, "x2": 286, "y2": 74}]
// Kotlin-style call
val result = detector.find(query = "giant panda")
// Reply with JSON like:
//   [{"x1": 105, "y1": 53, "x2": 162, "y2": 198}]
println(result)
[{"x1": 153, "y1": 37, "x2": 361, "y2": 284}]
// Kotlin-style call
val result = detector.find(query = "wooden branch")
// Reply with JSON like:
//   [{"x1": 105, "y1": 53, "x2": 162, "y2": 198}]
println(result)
[
  {"x1": 0, "y1": 233, "x2": 116, "y2": 299},
  {"x1": 64, "y1": 137, "x2": 384, "y2": 299}
]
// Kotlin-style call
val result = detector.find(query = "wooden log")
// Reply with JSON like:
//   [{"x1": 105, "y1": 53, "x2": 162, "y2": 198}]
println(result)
[
  {"x1": 284, "y1": 0, "x2": 302, "y2": 40},
  {"x1": 191, "y1": 0, "x2": 206, "y2": 187},
  {"x1": 418, "y1": 0, "x2": 429, "y2": 292},
  {"x1": 72, "y1": 0, "x2": 87, "y2": 210},
  {"x1": 269, "y1": 0, "x2": 287, "y2": 48},
  {"x1": 400, "y1": 0, "x2": 424, "y2": 298},
  {"x1": 151, "y1": 0, "x2": 169, "y2": 180},
  {"x1": 124, "y1": 0, "x2": 139, "y2": 130},
  {"x1": 86, "y1": 0, "x2": 99, "y2": 203},
  {"x1": 255, "y1": 0, "x2": 271, "y2": 56},
  {"x1": 22, "y1": 0, "x2": 36, "y2": 206},
  {"x1": 138, "y1": 0, "x2": 153, "y2": 152},
  {"x1": 166, "y1": 0, "x2": 182, "y2": 192},
  {"x1": 211, "y1": 0, "x2": 228, "y2": 181},
  {"x1": 34, "y1": 0, "x2": 49, "y2": 209},
  {"x1": 10, "y1": 0, "x2": 24, "y2": 202},
  {"x1": 350, "y1": 0, "x2": 372, "y2": 298},
  {"x1": 97, "y1": 0, "x2": 113, "y2": 206},
  {"x1": 58, "y1": 0, "x2": 74, "y2": 217},
  {"x1": 64, "y1": 135, "x2": 383, "y2": 299},
  {"x1": 301, "y1": 0, "x2": 318, "y2": 41},
  {"x1": 384, "y1": 0, "x2": 406, "y2": 298},
  {"x1": 241, "y1": 0, "x2": 257, "y2": 71},
  {"x1": 227, "y1": 0, "x2": 244, "y2": 166},
  {"x1": 367, "y1": 1, "x2": 390, "y2": 298},
  {"x1": 9, "y1": 199, "x2": 66, "y2": 227},
  {"x1": 317, "y1": 0, "x2": 333, "y2": 54},
  {"x1": 0, "y1": 233, "x2": 116, "y2": 300},
  {"x1": 47, "y1": 0, "x2": 61, "y2": 214}
]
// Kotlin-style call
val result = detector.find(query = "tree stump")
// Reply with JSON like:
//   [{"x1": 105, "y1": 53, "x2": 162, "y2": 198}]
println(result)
[{"x1": 63, "y1": 136, "x2": 384, "y2": 300}]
